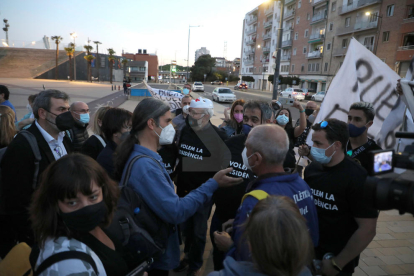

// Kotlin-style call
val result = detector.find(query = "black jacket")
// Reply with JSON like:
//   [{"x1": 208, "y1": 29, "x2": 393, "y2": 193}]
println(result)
[
  {"x1": 81, "y1": 134, "x2": 106, "y2": 160},
  {"x1": 0, "y1": 123, "x2": 73, "y2": 215},
  {"x1": 68, "y1": 122, "x2": 89, "y2": 152},
  {"x1": 96, "y1": 140, "x2": 117, "y2": 180}
]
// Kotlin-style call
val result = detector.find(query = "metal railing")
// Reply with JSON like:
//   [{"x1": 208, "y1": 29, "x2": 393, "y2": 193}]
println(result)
[
  {"x1": 333, "y1": 47, "x2": 347, "y2": 56},
  {"x1": 307, "y1": 51, "x2": 323, "y2": 58},
  {"x1": 246, "y1": 28, "x2": 257, "y2": 35},
  {"x1": 354, "y1": 20, "x2": 378, "y2": 31},
  {"x1": 285, "y1": 10, "x2": 295, "y2": 18},
  {"x1": 244, "y1": 60, "x2": 254, "y2": 66},
  {"x1": 264, "y1": 21, "x2": 273, "y2": 28},
  {"x1": 246, "y1": 39, "x2": 256, "y2": 45},
  {"x1": 339, "y1": 0, "x2": 382, "y2": 15},
  {"x1": 265, "y1": 7, "x2": 274, "y2": 16},
  {"x1": 312, "y1": 0, "x2": 328, "y2": 6},
  {"x1": 282, "y1": 39, "x2": 293, "y2": 47},
  {"x1": 285, "y1": 0, "x2": 296, "y2": 4},
  {"x1": 263, "y1": 33, "x2": 272, "y2": 40},
  {"x1": 262, "y1": 47, "x2": 271, "y2": 52},
  {"x1": 309, "y1": 32, "x2": 325, "y2": 40},
  {"x1": 262, "y1": 58, "x2": 270, "y2": 63},
  {"x1": 245, "y1": 49, "x2": 255, "y2": 55},
  {"x1": 311, "y1": 13, "x2": 327, "y2": 23},
  {"x1": 247, "y1": 17, "x2": 258, "y2": 25},
  {"x1": 281, "y1": 55, "x2": 291, "y2": 61},
  {"x1": 284, "y1": 25, "x2": 294, "y2": 31},
  {"x1": 398, "y1": 45, "x2": 414, "y2": 50}
]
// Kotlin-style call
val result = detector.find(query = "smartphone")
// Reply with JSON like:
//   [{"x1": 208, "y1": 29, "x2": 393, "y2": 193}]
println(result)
[
  {"x1": 126, "y1": 259, "x2": 153, "y2": 276},
  {"x1": 278, "y1": 97, "x2": 294, "y2": 107},
  {"x1": 369, "y1": 149, "x2": 394, "y2": 176}
]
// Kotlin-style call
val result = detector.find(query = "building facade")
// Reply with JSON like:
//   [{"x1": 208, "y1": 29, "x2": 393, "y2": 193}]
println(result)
[
  {"x1": 195, "y1": 47, "x2": 210, "y2": 61},
  {"x1": 122, "y1": 49, "x2": 159, "y2": 82}
]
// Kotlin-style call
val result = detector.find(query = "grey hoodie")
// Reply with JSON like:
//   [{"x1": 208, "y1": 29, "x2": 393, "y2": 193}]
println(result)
[{"x1": 207, "y1": 257, "x2": 312, "y2": 276}]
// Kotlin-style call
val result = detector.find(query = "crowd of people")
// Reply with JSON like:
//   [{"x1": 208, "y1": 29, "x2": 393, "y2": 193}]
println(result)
[{"x1": 0, "y1": 82, "x2": 385, "y2": 276}]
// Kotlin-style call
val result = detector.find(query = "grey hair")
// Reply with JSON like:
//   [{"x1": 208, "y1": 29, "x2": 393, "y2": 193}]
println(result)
[
  {"x1": 349, "y1": 101, "x2": 375, "y2": 122},
  {"x1": 132, "y1": 98, "x2": 170, "y2": 134},
  {"x1": 248, "y1": 124, "x2": 289, "y2": 165},
  {"x1": 33, "y1": 89, "x2": 70, "y2": 119}
]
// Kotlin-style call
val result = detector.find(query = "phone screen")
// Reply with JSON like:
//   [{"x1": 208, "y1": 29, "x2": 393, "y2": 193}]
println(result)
[{"x1": 373, "y1": 150, "x2": 393, "y2": 175}]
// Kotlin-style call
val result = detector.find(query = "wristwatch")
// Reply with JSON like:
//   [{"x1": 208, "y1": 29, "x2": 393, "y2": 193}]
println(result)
[{"x1": 331, "y1": 258, "x2": 342, "y2": 272}]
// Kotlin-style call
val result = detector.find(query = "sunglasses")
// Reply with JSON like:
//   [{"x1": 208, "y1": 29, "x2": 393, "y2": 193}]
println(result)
[{"x1": 318, "y1": 120, "x2": 338, "y2": 135}]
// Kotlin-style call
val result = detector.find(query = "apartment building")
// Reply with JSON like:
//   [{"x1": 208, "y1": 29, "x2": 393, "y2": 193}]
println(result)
[
  {"x1": 240, "y1": 1, "x2": 282, "y2": 90},
  {"x1": 195, "y1": 47, "x2": 210, "y2": 61}
]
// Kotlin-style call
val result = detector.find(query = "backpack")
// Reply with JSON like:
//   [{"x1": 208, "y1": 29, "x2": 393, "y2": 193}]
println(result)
[{"x1": 105, "y1": 155, "x2": 172, "y2": 264}]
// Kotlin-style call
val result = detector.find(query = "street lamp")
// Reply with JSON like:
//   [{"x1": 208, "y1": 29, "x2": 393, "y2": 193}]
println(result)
[
  {"x1": 94, "y1": 41, "x2": 102, "y2": 81},
  {"x1": 70, "y1": 32, "x2": 77, "y2": 80},
  {"x1": 257, "y1": 44, "x2": 265, "y2": 91},
  {"x1": 365, "y1": 12, "x2": 383, "y2": 54},
  {"x1": 3, "y1": 19, "x2": 9, "y2": 47},
  {"x1": 186, "y1": 25, "x2": 201, "y2": 83},
  {"x1": 272, "y1": 0, "x2": 285, "y2": 100}
]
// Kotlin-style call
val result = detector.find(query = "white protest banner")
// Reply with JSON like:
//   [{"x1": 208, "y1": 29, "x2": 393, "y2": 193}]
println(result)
[
  {"x1": 306, "y1": 38, "x2": 401, "y2": 149},
  {"x1": 144, "y1": 82, "x2": 184, "y2": 112}
]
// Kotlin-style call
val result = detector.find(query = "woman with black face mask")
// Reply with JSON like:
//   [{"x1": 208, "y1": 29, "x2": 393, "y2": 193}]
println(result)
[{"x1": 29, "y1": 154, "x2": 140, "y2": 276}]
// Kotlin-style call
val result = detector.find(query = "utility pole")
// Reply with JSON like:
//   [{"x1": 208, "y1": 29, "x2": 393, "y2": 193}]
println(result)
[
  {"x1": 272, "y1": 1, "x2": 284, "y2": 100},
  {"x1": 3, "y1": 19, "x2": 9, "y2": 46},
  {"x1": 94, "y1": 41, "x2": 102, "y2": 81},
  {"x1": 70, "y1": 32, "x2": 78, "y2": 80},
  {"x1": 187, "y1": 25, "x2": 201, "y2": 82}
]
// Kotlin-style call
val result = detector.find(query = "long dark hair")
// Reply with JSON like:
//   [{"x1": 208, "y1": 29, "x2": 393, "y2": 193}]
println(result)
[
  {"x1": 101, "y1": 107, "x2": 132, "y2": 142},
  {"x1": 30, "y1": 154, "x2": 119, "y2": 248},
  {"x1": 114, "y1": 98, "x2": 170, "y2": 180},
  {"x1": 275, "y1": 108, "x2": 293, "y2": 130}
]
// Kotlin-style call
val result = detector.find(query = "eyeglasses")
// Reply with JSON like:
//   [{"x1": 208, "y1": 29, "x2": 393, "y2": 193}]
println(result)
[
  {"x1": 54, "y1": 146, "x2": 63, "y2": 158},
  {"x1": 318, "y1": 120, "x2": 338, "y2": 135},
  {"x1": 189, "y1": 110, "x2": 205, "y2": 117}
]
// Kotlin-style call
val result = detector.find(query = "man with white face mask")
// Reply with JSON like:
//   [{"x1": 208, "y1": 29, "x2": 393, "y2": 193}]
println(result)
[
  {"x1": 172, "y1": 95, "x2": 192, "y2": 142},
  {"x1": 304, "y1": 118, "x2": 378, "y2": 276},
  {"x1": 213, "y1": 124, "x2": 319, "y2": 263},
  {"x1": 175, "y1": 97, "x2": 232, "y2": 275}
]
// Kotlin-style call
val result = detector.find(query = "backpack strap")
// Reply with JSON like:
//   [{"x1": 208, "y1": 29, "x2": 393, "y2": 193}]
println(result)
[
  {"x1": 121, "y1": 155, "x2": 163, "y2": 187},
  {"x1": 241, "y1": 190, "x2": 269, "y2": 204},
  {"x1": 92, "y1": 134, "x2": 106, "y2": 148},
  {"x1": 33, "y1": 251, "x2": 99, "y2": 276},
  {"x1": 65, "y1": 130, "x2": 73, "y2": 142},
  {"x1": 19, "y1": 130, "x2": 42, "y2": 189}
]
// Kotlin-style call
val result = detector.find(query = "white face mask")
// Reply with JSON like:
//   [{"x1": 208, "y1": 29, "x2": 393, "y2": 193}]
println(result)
[
  {"x1": 154, "y1": 123, "x2": 176, "y2": 145},
  {"x1": 27, "y1": 104, "x2": 33, "y2": 113},
  {"x1": 183, "y1": 105, "x2": 190, "y2": 115},
  {"x1": 242, "y1": 147, "x2": 255, "y2": 171}
]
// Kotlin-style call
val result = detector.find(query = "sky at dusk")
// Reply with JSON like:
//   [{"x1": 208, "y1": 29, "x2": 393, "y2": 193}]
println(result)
[{"x1": 0, "y1": 0, "x2": 267, "y2": 67}]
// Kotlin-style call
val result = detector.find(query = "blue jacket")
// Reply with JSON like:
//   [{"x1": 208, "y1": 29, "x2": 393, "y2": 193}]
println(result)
[
  {"x1": 120, "y1": 144, "x2": 219, "y2": 270},
  {"x1": 228, "y1": 173, "x2": 319, "y2": 261}
]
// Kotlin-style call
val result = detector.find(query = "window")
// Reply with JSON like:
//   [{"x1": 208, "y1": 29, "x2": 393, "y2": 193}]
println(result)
[
  {"x1": 342, "y1": 38, "x2": 348, "y2": 48},
  {"x1": 298, "y1": 0, "x2": 302, "y2": 8},
  {"x1": 303, "y1": 46, "x2": 307, "y2": 54},
  {"x1": 327, "y1": 43, "x2": 331, "y2": 50},
  {"x1": 347, "y1": 0, "x2": 353, "y2": 5},
  {"x1": 383, "y1": 31, "x2": 390, "y2": 42},
  {"x1": 308, "y1": 64, "x2": 312, "y2": 71},
  {"x1": 312, "y1": 63, "x2": 316, "y2": 71},
  {"x1": 324, "y1": 62, "x2": 328, "y2": 72},
  {"x1": 345, "y1": 17, "x2": 350, "y2": 27},
  {"x1": 316, "y1": 63, "x2": 319, "y2": 71},
  {"x1": 297, "y1": 17, "x2": 300, "y2": 24},
  {"x1": 295, "y1": 32, "x2": 298, "y2": 40},
  {"x1": 272, "y1": 39, "x2": 275, "y2": 45},
  {"x1": 332, "y1": 1, "x2": 336, "y2": 12},
  {"x1": 369, "y1": 12, "x2": 379, "y2": 22},
  {"x1": 307, "y1": 13, "x2": 310, "y2": 20},
  {"x1": 292, "y1": 64, "x2": 295, "y2": 72},
  {"x1": 301, "y1": 64, "x2": 305, "y2": 72},
  {"x1": 339, "y1": 61, "x2": 343, "y2": 68},
  {"x1": 329, "y1": 22, "x2": 333, "y2": 31},
  {"x1": 293, "y1": 48, "x2": 297, "y2": 55},
  {"x1": 387, "y1": 5, "x2": 394, "y2": 17},
  {"x1": 305, "y1": 29, "x2": 309, "y2": 37},
  {"x1": 381, "y1": 58, "x2": 386, "y2": 62}
]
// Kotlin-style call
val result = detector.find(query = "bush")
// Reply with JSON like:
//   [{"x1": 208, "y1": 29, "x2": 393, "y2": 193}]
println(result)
[{"x1": 242, "y1": 76, "x2": 255, "y2": 82}]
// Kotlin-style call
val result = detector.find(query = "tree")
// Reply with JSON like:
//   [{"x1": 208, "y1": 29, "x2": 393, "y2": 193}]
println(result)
[
  {"x1": 190, "y1": 54, "x2": 216, "y2": 81},
  {"x1": 268, "y1": 75, "x2": 300, "y2": 86},
  {"x1": 213, "y1": 72, "x2": 223, "y2": 81},
  {"x1": 64, "y1": 43, "x2": 75, "y2": 81},
  {"x1": 242, "y1": 76, "x2": 255, "y2": 82},
  {"x1": 51, "y1": 36, "x2": 63, "y2": 80},
  {"x1": 107, "y1": 48, "x2": 116, "y2": 84},
  {"x1": 122, "y1": 59, "x2": 128, "y2": 78},
  {"x1": 83, "y1": 45, "x2": 95, "y2": 82}
]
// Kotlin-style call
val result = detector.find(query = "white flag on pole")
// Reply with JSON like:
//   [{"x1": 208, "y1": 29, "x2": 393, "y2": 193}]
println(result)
[
  {"x1": 144, "y1": 82, "x2": 184, "y2": 112},
  {"x1": 306, "y1": 38, "x2": 401, "y2": 149}
]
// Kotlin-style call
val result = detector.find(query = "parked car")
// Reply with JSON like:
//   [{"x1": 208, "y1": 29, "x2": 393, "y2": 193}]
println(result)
[
  {"x1": 280, "y1": 88, "x2": 305, "y2": 101},
  {"x1": 192, "y1": 81, "x2": 205, "y2": 92},
  {"x1": 234, "y1": 83, "x2": 248, "y2": 90},
  {"x1": 212, "y1": 87, "x2": 236, "y2": 103},
  {"x1": 302, "y1": 88, "x2": 316, "y2": 100},
  {"x1": 311, "y1": 91, "x2": 326, "y2": 101},
  {"x1": 211, "y1": 80, "x2": 223, "y2": 85}
]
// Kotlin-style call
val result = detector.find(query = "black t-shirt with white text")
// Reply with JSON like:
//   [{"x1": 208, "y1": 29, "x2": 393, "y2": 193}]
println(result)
[
  {"x1": 304, "y1": 156, "x2": 378, "y2": 273},
  {"x1": 345, "y1": 138, "x2": 382, "y2": 172}
]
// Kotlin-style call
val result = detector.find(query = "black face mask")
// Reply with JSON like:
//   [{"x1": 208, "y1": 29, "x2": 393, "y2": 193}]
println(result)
[
  {"x1": 305, "y1": 109, "x2": 314, "y2": 116},
  {"x1": 60, "y1": 200, "x2": 107, "y2": 233},
  {"x1": 56, "y1": 111, "x2": 76, "y2": 131}
]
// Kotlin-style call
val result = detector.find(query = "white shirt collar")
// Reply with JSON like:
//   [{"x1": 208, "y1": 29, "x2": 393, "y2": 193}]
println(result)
[{"x1": 35, "y1": 120, "x2": 65, "y2": 144}]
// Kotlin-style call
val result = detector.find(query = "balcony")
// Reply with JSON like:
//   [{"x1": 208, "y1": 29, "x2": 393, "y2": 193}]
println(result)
[
  {"x1": 307, "y1": 51, "x2": 323, "y2": 59},
  {"x1": 284, "y1": 10, "x2": 295, "y2": 20},
  {"x1": 265, "y1": 7, "x2": 274, "y2": 16},
  {"x1": 245, "y1": 49, "x2": 255, "y2": 55},
  {"x1": 333, "y1": 47, "x2": 347, "y2": 57},
  {"x1": 262, "y1": 58, "x2": 270, "y2": 63},
  {"x1": 284, "y1": 24, "x2": 294, "y2": 31},
  {"x1": 284, "y1": 0, "x2": 296, "y2": 4},
  {"x1": 403, "y1": 16, "x2": 414, "y2": 24},
  {"x1": 339, "y1": 0, "x2": 382, "y2": 15},
  {"x1": 264, "y1": 21, "x2": 273, "y2": 28},
  {"x1": 263, "y1": 33, "x2": 272, "y2": 40},
  {"x1": 247, "y1": 17, "x2": 258, "y2": 25},
  {"x1": 397, "y1": 45, "x2": 414, "y2": 61},
  {"x1": 246, "y1": 28, "x2": 257, "y2": 35},
  {"x1": 282, "y1": 39, "x2": 293, "y2": 48},
  {"x1": 337, "y1": 20, "x2": 378, "y2": 36},
  {"x1": 311, "y1": 13, "x2": 327, "y2": 23},
  {"x1": 262, "y1": 47, "x2": 271, "y2": 53},
  {"x1": 244, "y1": 60, "x2": 254, "y2": 66},
  {"x1": 281, "y1": 55, "x2": 291, "y2": 61},
  {"x1": 312, "y1": 0, "x2": 329, "y2": 6},
  {"x1": 309, "y1": 32, "x2": 325, "y2": 40},
  {"x1": 246, "y1": 39, "x2": 256, "y2": 45}
]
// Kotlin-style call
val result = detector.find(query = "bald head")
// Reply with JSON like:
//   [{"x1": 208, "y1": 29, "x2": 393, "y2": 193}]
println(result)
[
  {"x1": 246, "y1": 124, "x2": 289, "y2": 165},
  {"x1": 306, "y1": 101, "x2": 317, "y2": 109},
  {"x1": 71, "y1": 101, "x2": 89, "y2": 112}
]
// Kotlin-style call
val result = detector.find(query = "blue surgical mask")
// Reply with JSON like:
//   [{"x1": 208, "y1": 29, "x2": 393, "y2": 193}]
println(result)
[
  {"x1": 183, "y1": 88, "x2": 190, "y2": 95},
  {"x1": 348, "y1": 123, "x2": 367, "y2": 138},
  {"x1": 310, "y1": 142, "x2": 336, "y2": 164},
  {"x1": 276, "y1": 114, "x2": 289, "y2": 125},
  {"x1": 77, "y1": 113, "x2": 90, "y2": 124},
  {"x1": 242, "y1": 124, "x2": 252, "y2": 135}
]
